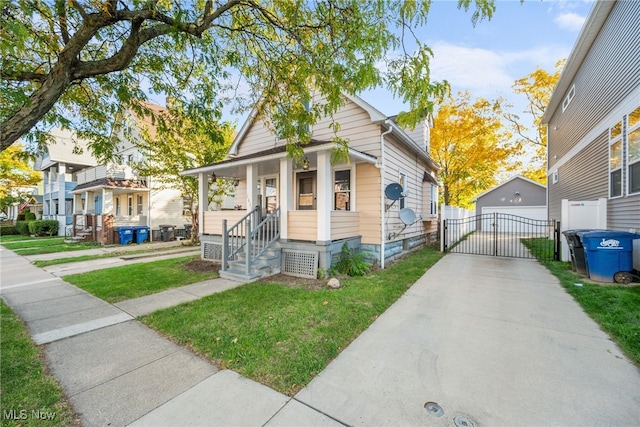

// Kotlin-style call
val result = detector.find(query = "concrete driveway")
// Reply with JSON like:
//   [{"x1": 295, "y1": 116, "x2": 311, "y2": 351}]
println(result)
[{"x1": 294, "y1": 253, "x2": 640, "y2": 426}]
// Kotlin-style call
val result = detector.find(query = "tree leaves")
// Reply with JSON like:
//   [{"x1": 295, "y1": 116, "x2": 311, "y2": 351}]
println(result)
[
  {"x1": 1, "y1": 0, "x2": 496, "y2": 159},
  {"x1": 430, "y1": 92, "x2": 520, "y2": 208}
]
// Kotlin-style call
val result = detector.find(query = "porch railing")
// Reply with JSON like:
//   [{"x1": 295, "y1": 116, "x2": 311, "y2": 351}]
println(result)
[{"x1": 221, "y1": 203, "x2": 281, "y2": 276}]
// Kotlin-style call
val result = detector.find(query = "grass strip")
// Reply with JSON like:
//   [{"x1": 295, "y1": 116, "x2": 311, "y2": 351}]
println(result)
[
  {"x1": 63, "y1": 256, "x2": 217, "y2": 303},
  {"x1": 0, "y1": 301, "x2": 76, "y2": 426},
  {"x1": 2, "y1": 238, "x2": 101, "y2": 255},
  {"x1": 142, "y1": 246, "x2": 443, "y2": 395},
  {"x1": 32, "y1": 247, "x2": 194, "y2": 267},
  {"x1": 523, "y1": 238, "x2": 640, "y2": 365}
]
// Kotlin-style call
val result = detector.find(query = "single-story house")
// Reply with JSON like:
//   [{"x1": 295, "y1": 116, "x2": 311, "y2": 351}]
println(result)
[{"x1": 182, "y1": 92, "x2": 440, "y2": 282}]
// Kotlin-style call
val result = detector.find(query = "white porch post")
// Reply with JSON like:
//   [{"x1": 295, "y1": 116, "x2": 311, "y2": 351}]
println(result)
[
  {"x1": 317, "y1": 150, "x2": 331, "y2": 242},
  {"x1": 57, "y1": 163, "x2": 66, "y2": 236},
  {"x1": 198, "y1": 172, "x2": 208, "y2": 236},
  {"x1": 279, "y1": 157, "x2": 292, "y2": 240},
  {"x1": 73, "y1": 193, "x2": 83, "y2": 214},
  {"x1": 85, "y1": 191, "x2": 95, "y2": 214},
  {"x1": 246, "y1": 164, "x2": 258, "y2": 210}
]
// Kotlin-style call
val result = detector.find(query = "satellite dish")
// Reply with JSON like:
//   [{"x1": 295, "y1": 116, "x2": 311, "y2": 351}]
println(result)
[
  {"x1": 385, "y1": 183, "x2": 404, "y2": 200},
  {"x1": 399, "y1": 208, "x2": 416, "y2": 225}
]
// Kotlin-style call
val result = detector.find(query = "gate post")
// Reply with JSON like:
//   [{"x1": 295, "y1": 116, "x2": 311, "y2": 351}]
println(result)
[
  {"x1": 442, "y1": 219, "x2": 448, "y2": 252},
  {"x1": 554, "y1": 220, "x2": 561, "y2": 261}
]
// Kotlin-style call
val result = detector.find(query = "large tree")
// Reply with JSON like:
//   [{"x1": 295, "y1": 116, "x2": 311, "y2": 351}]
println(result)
[
  {"x1": 0, "y1": 144, "x2": 41, "y2": 214},
  {"x1": 133, "y1": 104, "x2": 234, "y2": 243},
  {"x1": 430, "y1": 92, "x2": 520, "y2": 208},
  {"x1": 1, "y1": 0, "x2": 495, "y2": 160},
  {"x1": 504, "y1": 59, "x2": 565, "y2": 183}
]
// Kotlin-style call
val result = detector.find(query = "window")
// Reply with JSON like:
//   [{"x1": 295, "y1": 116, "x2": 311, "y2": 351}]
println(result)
[
  {"x1": 609, "y1": 120, "x2": 623, "y2": 198},
  {"x1": 115, "y1": 197, "x2": 121, "y2": 216},
  {"x1": 552, "y1": 170, "x2": 559, "y2": 184},
  {"x1": 137, "y1": 195, "x2": 143, "y2": 215},
  {"x1": 265, "y1": 178, "x2": 277, "y2": 213},
  {"x1": 334, "y1": 170, "x2": 351, "y2": 210},
  {"x1": 628, "y1": 106, "x2": 640, "y2": 194},
  {"x1": 398, "y1": 172, "x2": 407, "y2": 209},
  {"x1": 183, "y1": 196, "x2": 192, "y2": 216},
  {"x1": 562, "y1": 84, "x2": 575, "y2": 112},
  {"x1": 127, "y1": 196, "x2": 133, "y2": 216},
  {"x1": 430, "y1": 184, "x2": 438, "y2": 216}
]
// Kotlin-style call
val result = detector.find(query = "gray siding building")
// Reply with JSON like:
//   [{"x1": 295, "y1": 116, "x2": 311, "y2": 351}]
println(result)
[{"x1": 542, "y1": 0, "x2": 640, "y2": 232}]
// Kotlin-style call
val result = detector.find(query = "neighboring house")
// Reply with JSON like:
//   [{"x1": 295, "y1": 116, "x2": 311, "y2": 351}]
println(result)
[
  {"x1": 182, "y1": 92, "x2": 440, "y2": 282},
  {"x1": 542, "y1": 0, "x2": 640, "y2": 233},
  {"x1": 542, "y1": 0, "x2": 639, "y2": 268},
  {"x1": 69, "y1": 102, "x2": 191, "y2": 243},
  {"x1": 35, "y1": 128, "x2": 99, "y2": 235},
  {"x1": 474, "y1": 175, "x2": 547, "y2": 230}
]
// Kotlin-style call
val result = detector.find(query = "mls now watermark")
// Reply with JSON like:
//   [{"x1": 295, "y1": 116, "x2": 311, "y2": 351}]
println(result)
[{"x1": 3, "y1": 409, "x2": 57, "y2": 421}]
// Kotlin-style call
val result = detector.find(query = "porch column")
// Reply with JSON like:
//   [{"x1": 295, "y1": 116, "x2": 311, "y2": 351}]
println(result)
[
  {"x1": 246, "y1": 163, "x2": 258, "y2": 210},
  {"x1": 280, "y1": 157, "x2": 292, "y2": 240},
  {"x1": 57, "y1": 163, "x2": 67, "y2": 236},
  {"x1": 198, "y1": 172, "x2": 208, "y2": 237},
  {"x1": 86, "y1": 191, "x2": 95, "y2": 214},
  {"x1": 73, "y1": 193, "x2": 82, "y2": 214},
  {"x1": 317, "y1": 150, "x2": 331, "y2": 242}
]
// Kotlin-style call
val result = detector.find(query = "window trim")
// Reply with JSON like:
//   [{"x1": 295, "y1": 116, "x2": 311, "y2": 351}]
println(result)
[
  {"x1": 609, "y1": 119, "x2": 624, "y2": 199},
  {"x1": 333, "y1": 167, "x2": 353, "y2": 211},
  {"x1": 398, "y1": 171, "x2": 408, "y2": 209},
  {"x1": 626, "y1": 105, "x2": 640, "y2": 195},
  {"x1": 562, "y1": 84, "x2": 575, "y2": 112}
]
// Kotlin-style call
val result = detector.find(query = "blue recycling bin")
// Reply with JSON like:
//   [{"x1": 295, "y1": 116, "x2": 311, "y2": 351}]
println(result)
[
  {"x1": 576, "y1": 231, "x2": 639, "y2": 282},
  {"x1": 133, "y1": 226, "x2": 149, "y2": 244},
  {"x1": 118, "y1": 227, "x2": 134, "y2": 245}
]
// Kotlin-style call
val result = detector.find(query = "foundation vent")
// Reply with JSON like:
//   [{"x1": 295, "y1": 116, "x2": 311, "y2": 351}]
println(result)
[
  {"x1": 203, "y1": 242, "x2": 222, "y2": 261},
  {"x1": 282, "y1": 249, "x2": 319, "y2": 278}
]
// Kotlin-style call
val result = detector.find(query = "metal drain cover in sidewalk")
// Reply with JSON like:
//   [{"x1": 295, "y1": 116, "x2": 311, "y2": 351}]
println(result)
[
  {"x1": 424, "y1": 402, "x2": 444, "y2": 417},
  {"x1": 453, "y1": 415, "x2": 475, "y2": 427}
]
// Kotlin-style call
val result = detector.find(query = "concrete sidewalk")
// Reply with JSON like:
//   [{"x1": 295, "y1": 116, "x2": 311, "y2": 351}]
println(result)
[{"x1": 2, "y1": 246, "x2": 639, "y2": 426}]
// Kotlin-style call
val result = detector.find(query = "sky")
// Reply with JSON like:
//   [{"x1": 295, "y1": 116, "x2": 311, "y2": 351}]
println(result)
[
  {"x1": 361, "y1": 0, "x2": 595, "y2": 119},
  {"x1": 219, "y1": 0, "x2": 595, "y2": 127}
]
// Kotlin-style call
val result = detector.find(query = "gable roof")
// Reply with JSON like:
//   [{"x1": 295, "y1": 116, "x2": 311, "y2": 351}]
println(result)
[
  {"x1": 541, "y1": 1, "x2": 615, "y2": 124},
  {"x1": 227, "y1": 92, "x2": 438, "y2": 169},
  {"x1": 473, "y1": 175, "x2": 546, "y2": 201}
]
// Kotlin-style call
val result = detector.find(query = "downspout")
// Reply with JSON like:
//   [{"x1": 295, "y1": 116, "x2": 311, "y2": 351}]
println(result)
[{"x1": 377, "y1": 121, "x2": 393, "y2": 269}]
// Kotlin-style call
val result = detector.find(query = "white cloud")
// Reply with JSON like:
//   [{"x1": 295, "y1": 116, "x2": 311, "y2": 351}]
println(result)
[
  {"x1": 428, "y1": 41, "x2": 571, "y2": 99},
  {"x1": 554, "y1": 12, "x2": 587, "y2": 31}
]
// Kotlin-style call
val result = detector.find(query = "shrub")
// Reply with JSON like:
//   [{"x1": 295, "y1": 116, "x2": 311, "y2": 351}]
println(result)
[
  {"x1": 17, "y1": 213, "x2": 26, "y2": 221},
  {"x1": 15, "y1": 221, "x2": 31, "y2": 235},
  {"x1": 25, "y1": 212, "x2": 36, "y2": 221},
  {"x1": 0, "y1": 224, "x2": 18, "y2": 235},
  {"x1": 332, "y1": 243, "x2": 371, "y2": 277},
  {"x1": 28, "y1": 220, "x2": 59, "y2": 237}
]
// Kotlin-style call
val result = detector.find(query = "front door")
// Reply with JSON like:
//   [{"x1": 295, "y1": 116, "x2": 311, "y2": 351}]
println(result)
[{"x1": 297, "y1": 171, "x2": 316, "y2": 210}]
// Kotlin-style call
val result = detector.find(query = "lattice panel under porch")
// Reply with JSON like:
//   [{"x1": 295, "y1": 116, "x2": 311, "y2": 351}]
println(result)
[
  {"x1": 203, "y1": 242, "x2": 222, "y2": 261},
  {"x1": 282, "y1": 249, "x2": 319, "y2": 278}
]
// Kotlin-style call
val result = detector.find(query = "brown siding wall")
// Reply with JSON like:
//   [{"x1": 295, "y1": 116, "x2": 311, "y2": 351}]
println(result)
[
  {"x1": 548, "y1": 1, "x2": 640, "y2": 166},
  {"x1": 356, "y1": 162, "x2": 381, "y2": 244}
]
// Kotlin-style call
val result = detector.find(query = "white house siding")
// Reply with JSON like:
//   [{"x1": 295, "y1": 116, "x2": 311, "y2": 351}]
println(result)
[
  {"x1": 548, "y1": 1, "x2": 640, "y2": 166},
  {"x1": 149, "y1": 187, "x2": 189, "y2": 229}
]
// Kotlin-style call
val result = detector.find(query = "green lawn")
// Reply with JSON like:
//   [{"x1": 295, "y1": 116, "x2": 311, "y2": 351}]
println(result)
[
  {"x1": 1, "y1": 237, "x2": 101, "y2": 255},
  {"x1": 63, "y1": 256, "x2": 217, "y2": 303},
  {"x1": 0, "y1": 301, "x2": 76, "y2": 426},
  {"x1": 523, "y1": 238, "x2": 640, "y2": 365},
  {"x1": 32, "y1": 246, "x2": 188, "y2": 267},
  {"x1": 142, "y1": 246, "x2": 443, "y2": 395}
]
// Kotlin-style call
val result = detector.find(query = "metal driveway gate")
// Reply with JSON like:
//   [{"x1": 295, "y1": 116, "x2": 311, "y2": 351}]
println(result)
[{"x1": 444, "y1": 213, "x2": 560, "y2": 261}]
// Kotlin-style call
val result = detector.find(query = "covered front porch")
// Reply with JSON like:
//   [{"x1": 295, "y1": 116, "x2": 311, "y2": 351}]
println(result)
[{"x1": 189, "y1": 141, "x2": 377, "y2": 281}]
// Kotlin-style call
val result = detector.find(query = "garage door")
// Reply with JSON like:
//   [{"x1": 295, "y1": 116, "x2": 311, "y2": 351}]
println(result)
[{"x1": 481, "y1": 206, "x2": 547, "y2": 232}]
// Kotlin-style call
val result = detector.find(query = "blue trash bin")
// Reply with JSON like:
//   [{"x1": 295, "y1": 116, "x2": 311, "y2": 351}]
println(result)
[
  {"x1": 576, "y1": 231, "x2": 639, "y2": 282},
  {"x1": 118, "y1": 227, "x2": 134, "y2": 245},
  {"x1": 133, "y1": 226, "x2": 149, "y2": 244}
]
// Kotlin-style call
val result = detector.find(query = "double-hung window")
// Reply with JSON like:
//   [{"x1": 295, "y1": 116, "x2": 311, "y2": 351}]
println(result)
[
  {"x1": 627, "y1": 106, "x2": 640, "y2": 194},
  {"x1": 609, "y1": 120, "x2": 623, "y2": 198},
  {"x1": 334, "y1": 170, "x2": 351, "y2": 210}
]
